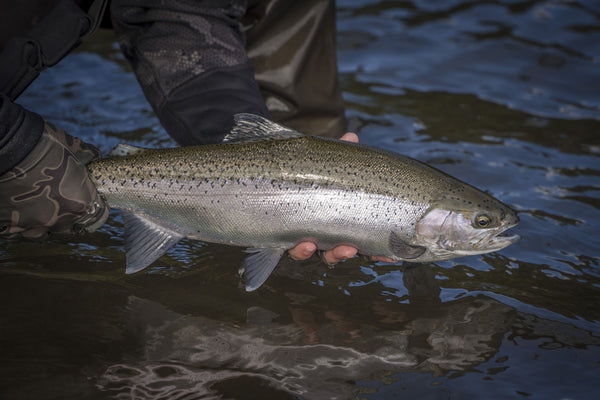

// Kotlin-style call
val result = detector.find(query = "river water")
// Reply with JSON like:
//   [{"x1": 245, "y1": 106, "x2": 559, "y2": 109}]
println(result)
[{"x1": 1, "y1": 1, "x2": 599, "y2": 399}]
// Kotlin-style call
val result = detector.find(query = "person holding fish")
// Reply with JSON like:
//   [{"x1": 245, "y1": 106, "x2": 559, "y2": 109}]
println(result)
[
  {"x1": 0, "y1": 0, "x2": 369, "y2": 265},
  {"x1": 0, "y1": 1, "x2": 519, "y2": 290}
]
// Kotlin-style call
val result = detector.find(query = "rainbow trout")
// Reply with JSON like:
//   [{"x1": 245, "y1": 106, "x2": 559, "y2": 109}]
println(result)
[{"x1": 88, "y1": 114, "x2": 519, "y2": 291}]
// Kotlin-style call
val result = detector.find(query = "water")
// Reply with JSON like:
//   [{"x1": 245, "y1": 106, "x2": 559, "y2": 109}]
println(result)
[{"x1": 1, "y1": 1, "x2": 599, "y2": 399}]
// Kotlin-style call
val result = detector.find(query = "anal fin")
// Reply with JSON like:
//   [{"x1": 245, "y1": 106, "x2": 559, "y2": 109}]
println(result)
[
  {"x1": 239, "y1": 247, "x2": 285, "y2": 291},
  {"x1": 389, "y1": 231, "x2": 426, "y2": 260},
  {"x1": 121, "y1": 210, "x2": 184, "y2": 274}
]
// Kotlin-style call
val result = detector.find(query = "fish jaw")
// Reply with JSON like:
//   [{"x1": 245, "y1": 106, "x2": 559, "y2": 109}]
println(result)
[{"x1": 452, "y1": 229, "x2": 520, "y2": 257}]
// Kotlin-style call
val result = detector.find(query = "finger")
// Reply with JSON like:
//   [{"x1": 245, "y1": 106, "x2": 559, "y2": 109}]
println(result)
[
  {"x1": 288, "y1": 242, "x2": 317, "y2": 260},
  {"x1": 323, "y1": 245, "x2": 358, "y2": 264},
  {"x1": 339, "y1": 132, "x2": 359, "y2": 143}
]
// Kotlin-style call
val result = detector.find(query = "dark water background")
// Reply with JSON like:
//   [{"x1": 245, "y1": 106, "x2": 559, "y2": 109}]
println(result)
[{"x1": 2, "y1": 1, "x2": 600, "y2": 399}]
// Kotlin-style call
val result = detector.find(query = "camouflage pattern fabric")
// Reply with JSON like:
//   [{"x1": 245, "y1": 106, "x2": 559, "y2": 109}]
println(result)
[{"x1": 0, "y1": 123, "x2": 109, "y2": 239}]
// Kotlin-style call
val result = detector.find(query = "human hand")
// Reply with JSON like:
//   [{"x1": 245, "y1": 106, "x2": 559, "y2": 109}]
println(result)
[
  {"x1": 287, "y1": 132, "x2": 395, "y2": 264},
  {"x1": 0, "y1": 123, "x2": 109, "y2": 239}
]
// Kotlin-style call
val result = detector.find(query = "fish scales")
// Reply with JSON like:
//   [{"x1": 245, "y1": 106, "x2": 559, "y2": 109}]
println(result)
[
  {"x1": 94, "y1": 136, "x2": 460, "y2": 199},
  {"x1": 87, "y1": 114, "x2": 519, "y2": 291},
  {"x1": 90, "y1": 137, "x2": 431, "y2": 252}
]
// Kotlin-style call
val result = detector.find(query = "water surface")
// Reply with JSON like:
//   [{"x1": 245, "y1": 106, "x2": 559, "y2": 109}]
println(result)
[{"x1": 1, "y1": 1, "x2": 599, "y2": 399}]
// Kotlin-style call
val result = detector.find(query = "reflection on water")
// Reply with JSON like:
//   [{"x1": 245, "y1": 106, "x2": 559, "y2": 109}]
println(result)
[
  {"x1": 97, "y1": 286, "x2": 514, "y2": 399},
  {"x1": 1, "y1": 1, "x2": 600, "y2": 399}
]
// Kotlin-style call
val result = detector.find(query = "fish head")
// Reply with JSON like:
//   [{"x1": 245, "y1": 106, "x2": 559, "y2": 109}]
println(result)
[{"x1": 414, "y1": 191, "x2": 520, "y2": 259}]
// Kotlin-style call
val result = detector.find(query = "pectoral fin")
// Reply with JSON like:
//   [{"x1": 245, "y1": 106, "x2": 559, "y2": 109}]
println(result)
[
  {"x1": 239, "y1": 247, "x2": 285, "y2": 291},
  {"x1": 121, "y1": 210, "x2": 184, "y2": 274},
  {"x1": 389, "y1": 231, "x2": 426, "y2": 260}
]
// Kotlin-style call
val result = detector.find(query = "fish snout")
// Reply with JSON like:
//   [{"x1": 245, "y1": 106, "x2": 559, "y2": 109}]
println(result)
[{"x1": 497, "y1": 204, "x2": 519, "y2": 228}]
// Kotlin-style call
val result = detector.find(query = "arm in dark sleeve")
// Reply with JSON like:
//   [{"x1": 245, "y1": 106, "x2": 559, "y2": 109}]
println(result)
[
  {"x1": 110, "y1": 0, "x2": 270, "y2": 146},
  {"x1": 0, "y1": 93, "x2": 43, "y2": 175}
]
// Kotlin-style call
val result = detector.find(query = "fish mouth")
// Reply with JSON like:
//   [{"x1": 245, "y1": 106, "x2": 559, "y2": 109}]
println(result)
[
  {"x1": 486, "y1": 231, "x2": 520, "y2": 250},
  {"x1": 468, "y1": 224, "x2": 520, "y2": 254},
  {"x1": 452, "y1": 233, "x2": 519, "y2": 257}
]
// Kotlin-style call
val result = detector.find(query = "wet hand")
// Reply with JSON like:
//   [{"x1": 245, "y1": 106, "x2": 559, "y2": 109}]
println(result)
[{"x1": 288, "y1": 132, "x2": 395, "y2": 264}]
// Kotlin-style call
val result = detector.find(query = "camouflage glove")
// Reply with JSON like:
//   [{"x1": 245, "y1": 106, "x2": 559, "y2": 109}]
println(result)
[{"x1": 0, "y1": 123, "x2": 109, "y2": 239}]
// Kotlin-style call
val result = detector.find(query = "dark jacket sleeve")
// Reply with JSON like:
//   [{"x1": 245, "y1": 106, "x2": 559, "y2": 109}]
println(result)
[
  {"x1": 110, "y1": 0, "x2": 270, "y2": 146},
  {"x1": 0, "y1": 93, "x2": 44, "y2": 175}
]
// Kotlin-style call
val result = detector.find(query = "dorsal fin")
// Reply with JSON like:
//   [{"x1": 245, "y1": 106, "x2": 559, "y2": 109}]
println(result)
[
  {"x1": 109, "y1": 143, "x2": 149, "y2": 157},
  {"x1": 223, "y1": 113, "x2": 304, "y2": 143}
]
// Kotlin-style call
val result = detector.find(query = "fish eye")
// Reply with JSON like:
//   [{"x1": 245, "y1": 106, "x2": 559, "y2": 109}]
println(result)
[{"x1": 475, "y1": 214, "x2": 491, "y2": 228}]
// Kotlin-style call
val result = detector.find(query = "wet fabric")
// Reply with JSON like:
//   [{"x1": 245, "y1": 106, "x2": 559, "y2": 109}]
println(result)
[
  {"x1": 1, "y1": 0, "x2": 346, "y2": 166},
  {"x1": 0, "y1": 0, "x2": 107, "y2": 175},
  {"x1": 0, "y1": 93, "x2": 44, "y2": 176},
  {"x1": 245, "y1": 0, "x2": 346, "y2": 138},
  {"x1": 0, "y1": 122, "x2": 108, "y2": 239},
  {"x1": 0, "y1": 0, "x2": 106, "y2": 100},
  {"x1": 111, "y1": 0, "x2": 270, "y2": 145},
  {"x1": 111, "y1": 0, "x2": 346, "y2": 144}
]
